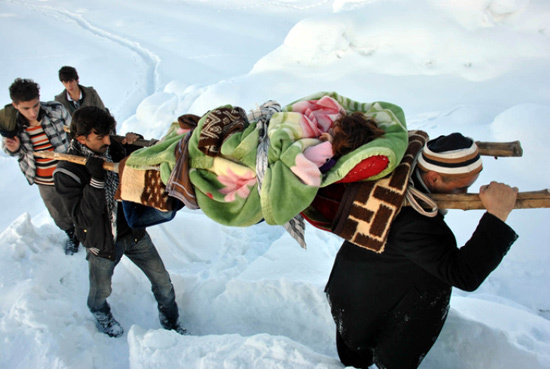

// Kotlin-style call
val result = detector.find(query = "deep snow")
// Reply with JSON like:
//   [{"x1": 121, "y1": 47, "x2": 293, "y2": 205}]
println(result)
[{"x1": 0, "y1": 0, "x2": 549, "y2": 368}]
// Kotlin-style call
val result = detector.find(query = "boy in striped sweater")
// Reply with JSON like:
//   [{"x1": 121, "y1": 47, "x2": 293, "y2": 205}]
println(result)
[{"x1": 2, "y1": 78, "x2": 79, "y2": 255}]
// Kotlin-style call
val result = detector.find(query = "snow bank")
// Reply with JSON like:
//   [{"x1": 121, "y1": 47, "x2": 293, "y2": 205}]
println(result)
[{"x1": 1, "y1": 0, "x2": 549, "y2": 368}]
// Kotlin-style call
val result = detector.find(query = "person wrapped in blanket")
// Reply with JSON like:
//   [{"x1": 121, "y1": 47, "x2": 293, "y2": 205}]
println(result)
[
  {"x1": 303, "y1": 111, "x2": 385, "y2": 172},
  {"x1": 184, "y1": 92, "x2": 409, "y2": 228},
  {"x1": 116, "y1": 92, "x2": 409, "y2": 246}
]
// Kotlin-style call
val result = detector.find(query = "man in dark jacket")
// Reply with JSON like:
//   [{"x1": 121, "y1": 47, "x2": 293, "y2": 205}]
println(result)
[
  {"x1": 54, "y1": 106, "x2": 185, "y2": 338},
  {"x1": 54, "y1": 66, "x2": 106, "y2": 115},
  {"x1": 325, "y1": 133, "x2": 518, "y2": 369}
]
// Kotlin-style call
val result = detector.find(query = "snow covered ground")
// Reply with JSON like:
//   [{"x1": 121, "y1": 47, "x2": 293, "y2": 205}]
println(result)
[{"x1": 1, "y1": 0, "x2": 549, "y2": 368}]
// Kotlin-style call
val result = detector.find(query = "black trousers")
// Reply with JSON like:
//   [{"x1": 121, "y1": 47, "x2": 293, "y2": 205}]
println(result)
[{"x1": 334, "y1": 290, "x2": 450, "y2": 369}]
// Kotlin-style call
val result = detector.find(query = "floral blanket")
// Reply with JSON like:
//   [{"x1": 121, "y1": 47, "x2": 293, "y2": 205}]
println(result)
[{"x1": 123, "y1": 92, "x2": 409, "y2": 228}]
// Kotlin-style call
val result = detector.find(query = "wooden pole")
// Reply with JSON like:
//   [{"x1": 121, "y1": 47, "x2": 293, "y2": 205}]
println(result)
[
  {"x1": 476, "y1": 140, "x2": 523, "y2": 157},
  {"x1": 62, "y1": 125, "x2": 523, "y2": 156},
  {"x1": 62, "y1": 126, "x2": 155, "y2": 148},
  {"x1": 33, "y1": 151, "x2": 119, "y2": 173},
  {"x1": 108, "y1": 137, "x2": 525, "y2": 156},
  {"x1": 110, "y1": 135, "x2": 155, "y2": 147},
  {"x1": 104, "y1": 137, "x2": 523, "y2": 155},
  {"x1": 430, "y1": 190, "x2": 550, "y2": 210},
  {"x1": 36, "y1": 146, "x2": 550, "y2": 210}
]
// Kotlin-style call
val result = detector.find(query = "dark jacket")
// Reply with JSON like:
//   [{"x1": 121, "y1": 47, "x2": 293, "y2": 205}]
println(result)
[
  {"x1": 54, "y1": 85, "x2": 106, "y2": 115},
  {"x1": 325, "y1": 205, "x2": 518, "y2": 349},
  {"x1": 54, "y1": 140, "x2": 145, "y2": 260}
]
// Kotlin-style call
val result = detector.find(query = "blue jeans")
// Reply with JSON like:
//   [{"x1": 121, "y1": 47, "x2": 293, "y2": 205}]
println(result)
[{"x1": 87, "y1": 232, "x2": 179, "y2": 327}]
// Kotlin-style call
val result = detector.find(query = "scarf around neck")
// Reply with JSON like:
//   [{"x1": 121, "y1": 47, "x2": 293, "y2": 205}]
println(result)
[{"x1": 70, "y1": 139, "x2": 119, "y2": 240}]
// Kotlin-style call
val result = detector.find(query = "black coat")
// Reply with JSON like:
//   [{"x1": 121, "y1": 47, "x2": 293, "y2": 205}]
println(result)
[
  {"x1": 54, "y1": 140, "x2": 145, "y2": 260},
  {"x1": 325, "y1": 206, "x2": 518, "y2": 350}
]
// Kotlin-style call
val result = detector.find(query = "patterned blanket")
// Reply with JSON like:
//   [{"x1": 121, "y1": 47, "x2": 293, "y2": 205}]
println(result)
[
  {"x1": 332, "y1": 130, "x2": 429, "y2": 252},
  {"x1": 120, "y1": 92, "x2": 409, "y2": 233},
  {"x1": 187, "y1": 92, "x2": 408, "y2": 227}
]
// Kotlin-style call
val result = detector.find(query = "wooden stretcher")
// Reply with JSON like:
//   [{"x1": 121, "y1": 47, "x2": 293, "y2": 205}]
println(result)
[{"x1": 34, "y1": 138, "x2": 550, "y2": 210}]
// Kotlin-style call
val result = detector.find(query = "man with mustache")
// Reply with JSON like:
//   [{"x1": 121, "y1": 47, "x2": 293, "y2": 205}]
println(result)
[{"x1": 54, "y1": 106, "x2": 185, "y2": 337}]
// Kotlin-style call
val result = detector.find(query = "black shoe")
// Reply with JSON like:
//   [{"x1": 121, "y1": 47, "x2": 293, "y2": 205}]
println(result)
[
  {"x1": 64, "y1": 238, "x2": 79, "y2": 255},
  {"x1": 163, "y1": 321, "x2": 186, "y2": 335},
  {"x1": 92, "y1": 310, "x2": 124, "y2": 338},
  {"x1": 170, "y1": 322, "x2": 187, "y2": 335},
  {"x1": 64, "y1": 229, "x2": 80, "y2": 255},
  {"x1": 160, "y1": 313, "x2": 187, "y2": 335}
]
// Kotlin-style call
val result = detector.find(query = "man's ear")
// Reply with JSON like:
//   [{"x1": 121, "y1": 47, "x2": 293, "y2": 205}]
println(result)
[
  {"x1": 424, "y1": 171, "x2": 442, "y2": 188},
  {"x1": 76, "y1": 135, "x2": 86, "y2": 145}
]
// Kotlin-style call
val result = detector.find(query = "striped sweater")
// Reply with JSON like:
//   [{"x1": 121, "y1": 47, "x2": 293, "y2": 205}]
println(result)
[{"x1": 1, "y1": 101, "x2": 71, "y2": 185}]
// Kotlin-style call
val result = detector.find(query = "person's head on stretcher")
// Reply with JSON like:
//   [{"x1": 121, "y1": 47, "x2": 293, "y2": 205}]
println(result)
[{"x1": 306, "y1": 111, "x2": 386, "y2": 171}]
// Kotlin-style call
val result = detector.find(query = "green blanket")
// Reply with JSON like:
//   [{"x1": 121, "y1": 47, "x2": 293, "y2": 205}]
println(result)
[{"x1": 125, "y1": 92, "x2": 408, "y2": 227}]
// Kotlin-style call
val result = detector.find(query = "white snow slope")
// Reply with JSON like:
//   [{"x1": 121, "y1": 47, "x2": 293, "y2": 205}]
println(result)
[{"x1": 0, "y1": 0, "x2": 549, "y2": 368}]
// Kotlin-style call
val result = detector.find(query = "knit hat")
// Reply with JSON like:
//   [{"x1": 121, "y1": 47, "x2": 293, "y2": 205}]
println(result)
[{"x1": 417, "y1": 133, "x2": 482, "y2": 177}]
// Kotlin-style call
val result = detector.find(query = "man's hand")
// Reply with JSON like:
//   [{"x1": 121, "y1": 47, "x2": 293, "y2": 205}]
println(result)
[
  {"x1": 85, "y1": 156, "x2": 106, "y2": 180},
  {"x1": 319, "y1": 132, "x2": 333, "y2": 143},
  {"x1": 479, "y1": 181, "x2": 518, "y2": 222},
  {"x1": 121, "y1": 132, "x2": 142, "y2": 145},
  {"x1": 3, "y1": 137, "x2": 20, "y2": 152}
]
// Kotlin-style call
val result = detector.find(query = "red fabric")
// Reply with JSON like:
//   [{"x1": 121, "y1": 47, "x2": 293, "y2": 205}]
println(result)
[
  {"x1": 302, "y1": 155, "x2": 389, "y2": 230},
  {"x1": 336, "y1": 155, "x2": 388, "y2": 183},
  {"x1": 301, "y1": 216, "x2": 331, "y2": 231}
]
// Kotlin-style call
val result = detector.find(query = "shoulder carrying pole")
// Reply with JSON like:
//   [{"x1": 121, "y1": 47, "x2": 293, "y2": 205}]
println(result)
[
  {"x1": 35, "y1": 139, "x2": 549, "y2": 209},
  {"x1": 62, "y1": 126, "x2": 155, "y2": 148},
  {"x1": 476, "y1": 140, "x2": 523, "y2": 157},
  {"x1": 431, "y1": 190, "x2": 550, "y2": 210},
  {"x1": 33, "y1": 151, "x2": 119, "y2": 173}
]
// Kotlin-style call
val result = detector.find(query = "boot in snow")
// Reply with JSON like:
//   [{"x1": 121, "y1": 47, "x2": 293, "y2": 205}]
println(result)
[
  {"x1": 169, "y1": 322, "x2": 187, "y2": 335},
  {"x1": 64, "y1": 228, "x2": 80, "y2": 255},
  {"x1": 159, "y1": 311, "x2": 187, "y2": 335},
  {"x1": 92, "y1": 310, "x2": 124, "y2": 338}
]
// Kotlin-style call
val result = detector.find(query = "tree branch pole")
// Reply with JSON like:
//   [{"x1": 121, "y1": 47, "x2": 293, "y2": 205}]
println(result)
[
  {"x1": 476, "y1": 140, "x2": 523, "y2": 157},
  {"x1": 107, "y1": 137, "x2": 526, "y2": 158},
  {"x1": 62, "y1": 126, "x2": 155, "y2": 148},
  {"x1": 109, "y1": 138, "x2": 523, "y2": 156},
  {"x1": 34, "y1": 140, "x2": 549, "y2": 210},
  {"x1": 33, "y1": 151, "x2": 119, "y2": 173},
  {"x1": 62, "y1": 127, "x2": 523, "y2": 157},
  {"x1": 430, "y1": 190, "x2": 550, "y2": 210}
]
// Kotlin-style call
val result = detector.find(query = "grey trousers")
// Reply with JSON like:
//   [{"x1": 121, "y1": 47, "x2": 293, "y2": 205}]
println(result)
[
  {"x1": 87, "y1": 232, "x2": 179, "y2": 327},
  {"x1": 37, "y1": 184, "x2": 73, "y2": 231}
]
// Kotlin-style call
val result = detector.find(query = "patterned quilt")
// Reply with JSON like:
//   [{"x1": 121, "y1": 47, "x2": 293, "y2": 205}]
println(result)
[{"x1": 122, "y1": 91, "x2": 409, "y2": 229}]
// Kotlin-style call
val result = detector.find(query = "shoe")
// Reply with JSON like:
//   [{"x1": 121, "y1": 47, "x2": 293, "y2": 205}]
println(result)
[
  {"x1": 170, "y1": 322, "x2": 187, "y2": 335},
  {"x1": 160, "y1": 313, "x2": 187, "y2": 335},
  {"x1": 159, "y1": 306, "x2": 187, "y2": 335},
  {"x1": 162, "y1": 321, "x2": 186, "y2": 335},
  {"x1": 64, "y1": 229, "x2": 80, "y2": 255},
  {"x1": 64, "y1": 238, "x2": 79, "y2": 255},
  {"x1": 92, "y1": 310, "x2": 124, "y2": 338}
]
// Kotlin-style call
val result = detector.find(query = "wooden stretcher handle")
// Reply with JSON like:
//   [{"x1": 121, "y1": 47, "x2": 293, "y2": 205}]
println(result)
[
  {"x1": 476, "y1": 140, "x2": 523, "y2": 157},
  {"x1": 36, "y1": 150, "x2": 550, "y2": 210},
  {"x1": 33, "y1": 151, "x2": 119, "y2": 173},
  {"x1": 430, "y1": 189, "x2": 550, "y2": 210},
  {"x1": 61, "y1": 126, "x2": 523, "y2": 156},
  {"x1": 62, "y1": 126, "x2": 155, "y2": 147}
]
